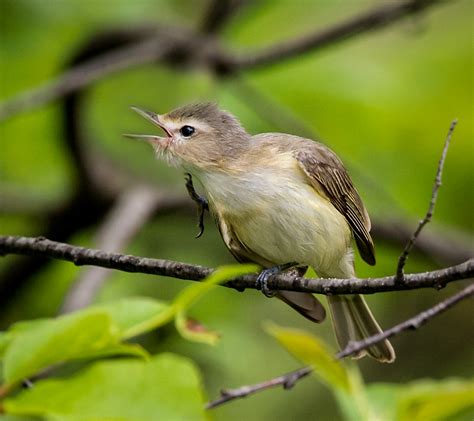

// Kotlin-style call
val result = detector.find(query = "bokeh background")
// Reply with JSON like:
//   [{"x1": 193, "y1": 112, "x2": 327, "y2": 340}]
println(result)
[{"x1": 1, "y1": 0, "x2": 473, "y2": 420}]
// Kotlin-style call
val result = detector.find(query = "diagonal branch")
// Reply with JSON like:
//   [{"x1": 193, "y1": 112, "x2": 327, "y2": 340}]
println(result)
[
  {"x1": 206, "y1": 282, "x2": 474, "y2": 409},
  {"x1": 0, "y1": 0, "x2": 448, "y2": 120},
  {"x1": 206, "y1": 366, "x2": 312, "y2": 409},
  {"x1": 230, "y1": 0, "x2": 444, "y2": 70},
  {"x1": 0, "y1": 236, "x2": 472, "y2": 295},
  {"x1": 396, "y1": 119, "x2": 457, "y2": 279},
  {"x1": 336, "y1": 282, "x2": 474, "y2": 359}
]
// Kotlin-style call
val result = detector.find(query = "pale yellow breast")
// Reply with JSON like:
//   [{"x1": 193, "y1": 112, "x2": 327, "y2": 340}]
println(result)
[{"x1": 191, "y1": 153, "x2": 354, "y2": 277}]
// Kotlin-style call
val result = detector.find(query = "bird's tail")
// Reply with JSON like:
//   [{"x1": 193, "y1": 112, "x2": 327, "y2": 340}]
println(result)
[{"x1": 327, "y1": 294, "x2": 395, "y2": 363}]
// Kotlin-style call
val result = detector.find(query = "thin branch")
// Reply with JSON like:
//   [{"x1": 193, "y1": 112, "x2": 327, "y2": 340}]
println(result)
[
  {"x1": 206, "y1": 283, "x2": 474, "y2": 409},
  {"x1": 336, "y1": 282, "x2": 474, "y2": 359},
  {"x1": 206, "y1": 366, "x2": 312, "y2": 409},
  {"x1": 60, "y1": 186, "x2": 164, "y2": 313},
  {"x1": 0, "y1": 236, "x2": 472, "y2": 295},
  {"x1": 396, "y1": 119, "x2": 458, "y2": 279},
  {"x1": 230, "y1": 0, "x2": 444, "y2": 70}
]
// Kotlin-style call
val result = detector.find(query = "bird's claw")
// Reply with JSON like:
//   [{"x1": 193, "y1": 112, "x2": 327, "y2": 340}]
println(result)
[
  {"x1": 185, "y1": 173, "x2": 209, "y2": 238},
  {"x1": 256, "y1": 262, "x2": 299, "y2": 298}
]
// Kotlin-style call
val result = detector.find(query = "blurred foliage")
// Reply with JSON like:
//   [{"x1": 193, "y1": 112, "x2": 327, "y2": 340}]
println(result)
[{"x1": 0, "y1": 0, "x2": 473, "y2": 420}]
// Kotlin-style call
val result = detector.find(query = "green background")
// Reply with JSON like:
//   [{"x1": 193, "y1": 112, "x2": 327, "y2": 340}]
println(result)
[{"x1": 1, "y1": 0, "x2": 473, "y2": 420}]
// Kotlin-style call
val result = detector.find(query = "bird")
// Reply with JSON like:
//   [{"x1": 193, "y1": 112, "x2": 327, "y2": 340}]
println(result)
[{"x1": 125, "y1": 102, "x2": 395, "y2": 363}]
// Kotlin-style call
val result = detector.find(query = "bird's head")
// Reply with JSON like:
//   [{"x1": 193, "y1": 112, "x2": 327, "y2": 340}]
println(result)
[{"x1": 124, "y1": 102, "x2": 250, "y2": 169}]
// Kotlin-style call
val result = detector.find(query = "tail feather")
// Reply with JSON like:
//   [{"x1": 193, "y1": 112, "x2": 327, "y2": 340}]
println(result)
[
  {"x1": 277, "y1": 291, "x2": 326, "y2": 323},
  {"x1": 328, "y1": 295, "x2": 395, "y2": 363}
]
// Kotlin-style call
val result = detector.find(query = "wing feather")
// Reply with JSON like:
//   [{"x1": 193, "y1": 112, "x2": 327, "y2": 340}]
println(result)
[{"x1": 296, "y1": 148, "x2": 376, "y2": 265}]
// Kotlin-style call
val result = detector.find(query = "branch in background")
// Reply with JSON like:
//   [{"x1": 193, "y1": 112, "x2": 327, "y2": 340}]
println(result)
[
  {"x1": 0, "y1": 0, "x2": 446, "y2": 120},
  {"x1": 200, "y1": 0, "x2": 248, "y2": 34},
  {"x1": 0, "y1": 236, "x2": 472, "y2": 295},
  {"x1": 206, "y1": 366, "x2": 312, "y2": 409},
  {"x1": 60, "y1": 186, "x2": 167, "y2": 313},
  {"x1": 0, "y1": 31, "x2": 179, "y2": 121},
  {"x1": 228, "y1": 0, "x2": 443, "y2": 70},
  {"x1": 371, "y1": 216, "x2": 473, "y2": 267},
  {"x1": 337, "y1": 282, "x2": 474, "y2": 359},
  {"x1": 396, "y1": 119, "x2": 457, "y2": 279},
  {"x1": 206, "y1": 282, "x2": 474, "y2": 409}
]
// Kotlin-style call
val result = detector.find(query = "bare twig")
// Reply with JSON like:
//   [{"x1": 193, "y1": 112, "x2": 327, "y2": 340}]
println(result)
[
  {"x1": 230, "y1": 0, "x2": 443, "y2": 70},
  {"x1": 206, "y1": 283, "x2": 474, "y2": 409},
  {"x1": 337, "y1": 282, "x2": 474, "y2": 359},
  {"x1": 60, "y1": 186, "x2": 164, "y2": 313},
  {"x1": 0, "y1": 236, "x2": 472, "y2": 295},
  {"x1": 396, "y1": 119, "x2": 458, "y2": 280},
  {"x1": 372, "y1": 216, "x2": 473, "y2": 267},
  {"x1": 206, "y1": 366, "x2": 312, "y2": 409}
]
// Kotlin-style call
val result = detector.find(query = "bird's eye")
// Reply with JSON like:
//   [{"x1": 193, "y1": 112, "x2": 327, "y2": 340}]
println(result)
[{"x1": 179, "y1": 125, "x2": 195, "y2": 137}]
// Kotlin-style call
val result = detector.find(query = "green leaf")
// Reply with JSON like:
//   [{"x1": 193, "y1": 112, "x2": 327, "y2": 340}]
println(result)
[
  {"x1": 264, "y1": 322, "x2": 350, "y2": 392},
  {"x1": 89, "y1": 297, "x2": 170, "y2": 339},
  {"x1": 79, "y1": 343, "x2": 149, "y2": 360},
  {"x1": 0, "y1": 332, "x2": 11, "y2": 359},
  {"x1": 397, "y1": 378, "x2": 474, "y2": 421},
  {"x1": 123, "y1": 264, "x2": 258, "y2": 342},
  {"x1": 172, "y1": 264, "x2": 258, "y2": 344},
  {"x1": 3, "y1": 310, "x2": 117, "y2": 386},
  {"x1": 4, "y1": 353, "x2": 209, "y2": 421}
]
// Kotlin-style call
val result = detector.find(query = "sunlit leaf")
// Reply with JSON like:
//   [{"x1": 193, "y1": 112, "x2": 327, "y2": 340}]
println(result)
[
  {"x1": 123, "y1": 264, "x2": 258, "y2": 342},
  {"x1": 397, "y1": 378, "x2": 474, "y2": 421},
  {"x1": 264, "y1": 322, "x2": 350, "y2": 392},
  {"x1": 4, "y1": 353, "x2": 209, "y2": 421},
  {"x1": 89, "y1": 297, "x2": 170, "y2": 339},
  {"x1": 3, "y1": 311, "x2": 117, "y2": 386},
  {"x1": 80, "y1": 342, "x2": 149, "y2": 360}
]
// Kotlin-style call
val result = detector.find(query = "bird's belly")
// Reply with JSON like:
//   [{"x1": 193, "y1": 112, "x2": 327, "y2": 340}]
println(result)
[{"x1": 200, "y1": 171, "x2": 352, "y2": 275}]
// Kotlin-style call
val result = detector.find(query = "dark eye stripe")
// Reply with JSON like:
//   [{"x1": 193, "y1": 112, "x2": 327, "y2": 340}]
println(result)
[{"x1": 180, "y1": 125, "x2": 195, "y2": 137}]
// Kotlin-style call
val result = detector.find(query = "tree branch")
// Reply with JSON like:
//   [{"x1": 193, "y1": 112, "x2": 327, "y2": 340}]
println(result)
[
  {"x1": 229, "y1": 0, "x2": 444, "y2": 70},
  {"x1": 396, "y1": 119, "x2": 457, "y2": 279},
  {"x1": 0, "y1": 236, "x2": 472, "y2": 295},
  {"x1": 60, "y1": 186, "x2": 166, "y2": 313},
  {"x1": 206, "y1": 282, "x2": 474, "y2": 409},
  {"x1": 206, "y1": 366, "x2": 313, "y2": 409},
  {"x1": 0, "y1": 0, "x2": 448, "y2": 120}
]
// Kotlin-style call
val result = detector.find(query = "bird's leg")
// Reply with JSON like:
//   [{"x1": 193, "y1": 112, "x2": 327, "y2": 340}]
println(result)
[
  {"x1": 257, "y1": 262, "x2": 299, "y2": 297},
  {"x1": 184, "y1": 173, "x2": 209, "y2": 238}
]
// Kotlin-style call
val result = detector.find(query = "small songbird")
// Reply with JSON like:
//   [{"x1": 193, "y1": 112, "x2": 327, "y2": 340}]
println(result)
[{"x1": 125, "y1": 102, "x2": 395, "y2": 362}]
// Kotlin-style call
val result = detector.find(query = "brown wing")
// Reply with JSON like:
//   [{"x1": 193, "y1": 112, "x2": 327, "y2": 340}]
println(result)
[{"x1": 296, "y1": 147, "x2": 376, "y2": 265}]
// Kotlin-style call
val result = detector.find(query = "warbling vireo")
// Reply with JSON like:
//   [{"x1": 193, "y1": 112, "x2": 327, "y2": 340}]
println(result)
[{"x1": 125, "y1": 102, "x2": 395, "y2": 363}]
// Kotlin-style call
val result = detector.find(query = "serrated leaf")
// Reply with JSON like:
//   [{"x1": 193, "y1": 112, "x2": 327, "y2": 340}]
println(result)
[
  {"x1": 3, "y1": 311, "x2": 117, "y2": 386},
  {"x1": 4, "y1": 353, "x2": 209, "y2": 421},
  {"x1": 265, "y1": 322, "x2": 350, "y2": 392}
]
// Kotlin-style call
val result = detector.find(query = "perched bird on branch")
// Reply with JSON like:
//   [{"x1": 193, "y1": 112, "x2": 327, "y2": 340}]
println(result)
[{"x1": 125, "y1": 102, "x2": 395, "y2": 362}]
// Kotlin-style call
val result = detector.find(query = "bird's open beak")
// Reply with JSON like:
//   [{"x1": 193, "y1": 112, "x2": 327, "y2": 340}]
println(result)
[{"x1": 123, "y1": 106, "x2": 172, "y2": 147}]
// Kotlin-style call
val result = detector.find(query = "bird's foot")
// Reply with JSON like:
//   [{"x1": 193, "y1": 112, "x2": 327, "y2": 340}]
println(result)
[
  {"x1": 185, "y1": 173, "x2": 209, "y2": 238},
  {"x1": 256, "y1": 262, "x2": 298, "y2": 298}
]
